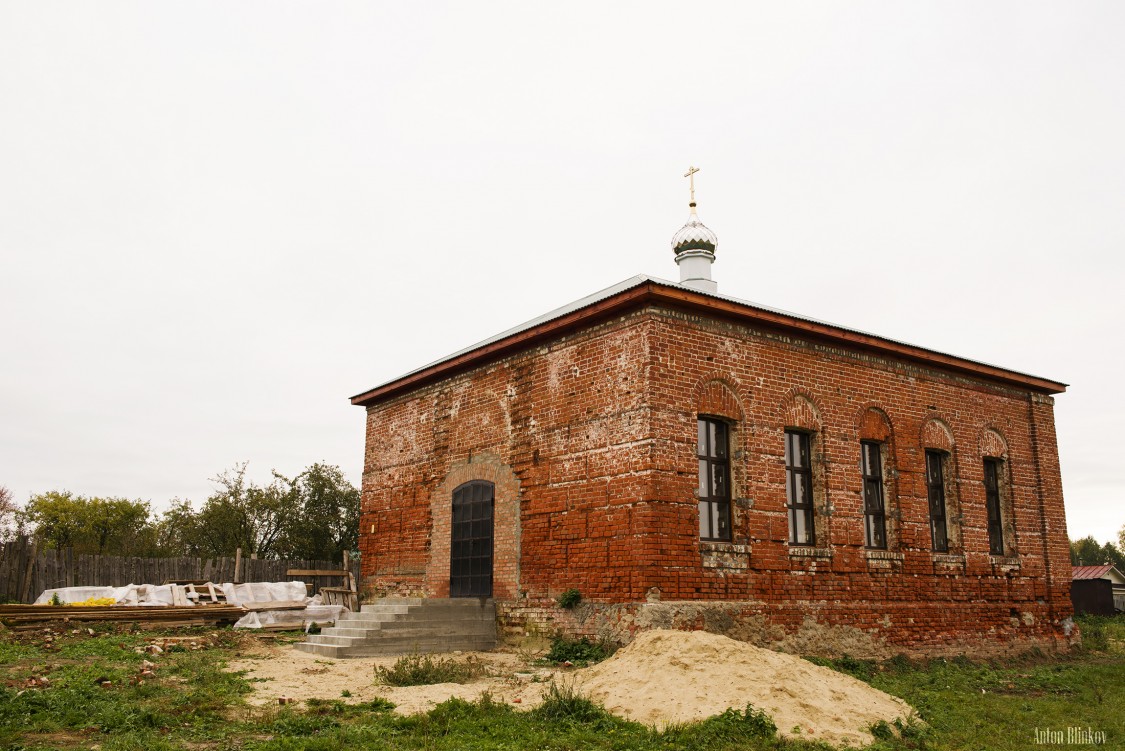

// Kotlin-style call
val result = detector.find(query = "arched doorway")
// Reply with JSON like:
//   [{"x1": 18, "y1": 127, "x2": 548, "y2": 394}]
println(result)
[{"x1": 450, "y1": 481, "x2": 494, "y2": 597}]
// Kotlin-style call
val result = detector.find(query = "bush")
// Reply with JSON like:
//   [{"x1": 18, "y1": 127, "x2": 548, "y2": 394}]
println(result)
[
  {"x1": 532, "y1": 681, "x2": 614, "y2": 726},
  {"x1": 701, "y1": 703, "x2": 777, "y2": 739},
  {"x1": 870, "y1": 719, "x2": 895, "y2": 740},
  {"x1": 543, "y1": 636, "x2": 611, "y2": 666},
  {"x1": 374, "y1": 653, "x2": 486, "y2": 686},
  {"x1": 556, "y1": 588, "x2": 582, "y2": 609}
]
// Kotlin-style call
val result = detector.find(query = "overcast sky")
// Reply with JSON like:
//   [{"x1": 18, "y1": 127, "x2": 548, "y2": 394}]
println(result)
[{"x1": 1, "y1": 2, "x2": 1121, "y2": 545}]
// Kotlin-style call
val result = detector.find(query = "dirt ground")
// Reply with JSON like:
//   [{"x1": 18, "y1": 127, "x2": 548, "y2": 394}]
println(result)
[
  {"x1": 227, "y1": 637, "x2": 559, "y2": 714},
  {"x1": 227, "y1": 629, "x2": 914, "y2": 747}
]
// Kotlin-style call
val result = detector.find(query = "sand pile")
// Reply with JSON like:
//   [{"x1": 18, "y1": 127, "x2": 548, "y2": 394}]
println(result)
[{"x1": 573, "y1": 629, "x2": 912, "y2": 747}]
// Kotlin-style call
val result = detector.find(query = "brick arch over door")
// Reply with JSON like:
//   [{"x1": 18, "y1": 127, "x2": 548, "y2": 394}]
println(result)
[
  {"x1": 444, "y1": 386, "x2": 513, "y2": 458},
  {"x1": 429, "y1": 453, "x2": 521, "y2": 599}
]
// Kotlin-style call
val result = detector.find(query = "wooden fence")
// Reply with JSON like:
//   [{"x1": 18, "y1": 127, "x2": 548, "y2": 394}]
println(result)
[{"x1": 0, "y1": 536, "x2": 360, "y2": 604}]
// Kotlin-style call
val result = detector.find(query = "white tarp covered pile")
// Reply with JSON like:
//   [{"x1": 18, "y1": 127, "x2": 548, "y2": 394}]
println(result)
[
  {"x1": 35, "y1": 584, "x2": 180, "y2": 606},
  {"x1": 222, "y1": 581, "x2": 346, "y2": 630},
  {"x1": 33, "y1": 581, "x2": 347, "y2": 630}
]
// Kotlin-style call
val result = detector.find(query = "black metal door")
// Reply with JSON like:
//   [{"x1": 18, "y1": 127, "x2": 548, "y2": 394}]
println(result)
[{"x1": 450, "y1": 481, "x2": 493, "y2": 597}]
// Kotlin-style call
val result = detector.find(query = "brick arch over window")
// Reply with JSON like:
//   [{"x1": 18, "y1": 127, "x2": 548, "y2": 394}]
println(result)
[
  {"x1": 979, "y1": 427, "x2": 1009, "y2": 459},
  {"x1": 856, "y1": 406, "x2": 898, "y2": 550},
  {"x1": 920, "y1": 417, "x2": 955, "y2": 452},
  {"x1": 782, "y1": 389, "x2": 823, "y2": 431},
  {"x1": 694, "y1": 376, "x2": 747, "y2": 422},
  {"x1": 857, "y1": 405, "x2": 893, "y2": 442},
  {"x1": 429, "y1": 453, "x2": 520, "y2": 600}
]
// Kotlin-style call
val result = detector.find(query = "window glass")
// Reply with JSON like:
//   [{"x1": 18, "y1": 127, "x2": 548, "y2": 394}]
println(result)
[
  {"x1": 861, "y1": 441, "x2": 887, "y2": 549},
  {"x1": 791, "y1": 505, "x2": 810, "y2": 544},
  {"x1": 925, "y1": 450, "x2": 949, "y2": 553},
  {"x1": 697, "y1": 417, "x2": 732, "y2": 541},
  {"x1": 711, "y1": 464, "x2": 727, "y2": 498},
  {"x1": 785, "y1": 430, "x2": 815, "y2": 546},
  {"x1": 984, "y1": 458, "x2": 1004, "y2": 555}
]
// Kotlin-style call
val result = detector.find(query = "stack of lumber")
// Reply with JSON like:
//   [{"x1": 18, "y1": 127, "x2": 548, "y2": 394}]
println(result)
[{"x1": 0, "y1": 604, "x2": 246, "y2": 631}]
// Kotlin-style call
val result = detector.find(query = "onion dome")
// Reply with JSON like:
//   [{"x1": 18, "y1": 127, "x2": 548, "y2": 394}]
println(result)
[{"x1": 671, "y1": 202, "x2": 718, "y2": 255}]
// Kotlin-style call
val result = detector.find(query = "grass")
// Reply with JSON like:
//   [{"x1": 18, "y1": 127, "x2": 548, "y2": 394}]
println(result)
[
  {"x1": 373, "y1": 652, "x2": 488, "y2": 686},
  {"x1": 0, "y1": 616, "x2": 1121, "y2": 750},
  {"x1": 805, "y1": 616, "x2": 1125, "y2": 751}
]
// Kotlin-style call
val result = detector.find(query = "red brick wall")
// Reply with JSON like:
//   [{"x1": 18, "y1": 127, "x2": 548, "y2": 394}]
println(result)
[
  {"x1": 359, "y1": 313, "x2": 655, "y2": 602},
  {"x1": 358, "y1": 303, "x2": 1074, "y2": 653}
]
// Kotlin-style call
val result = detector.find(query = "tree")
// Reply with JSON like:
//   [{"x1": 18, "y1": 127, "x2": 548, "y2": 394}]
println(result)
[
  {"x1": 165, "y1": 463, "x2": 299, "y2": 559},
  {"x1": 277, "y1": 463, "x2": 360, "y2": 561},
  {"x1": 152, "y1": 498, "x2": 203, "y2": 556},
  {"x1": 1070, "y1": 535, "x2": 1125, "y2": 571},
  {"x1": 0, "y1": 485, "x2": 18, "y2": 542},
  {"x1": 155, "y1": 462, "x2": 360, "y2": 561},
  {"x1": 21, "y1": 491, "x2": 158, "y2": 555}
]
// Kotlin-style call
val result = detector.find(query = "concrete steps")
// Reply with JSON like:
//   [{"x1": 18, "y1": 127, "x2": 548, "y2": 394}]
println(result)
[{"x1": 294, "y1": 597, "x2": 497, "y2": 658}]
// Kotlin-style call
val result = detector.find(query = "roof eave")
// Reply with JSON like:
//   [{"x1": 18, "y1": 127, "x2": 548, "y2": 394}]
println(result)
[
  {"x1": 350, "y1": 284, "x2": 658, "y2": 406},
  {"x1": 351, "y1": 280, "x2": 1067, "y2": 407}
]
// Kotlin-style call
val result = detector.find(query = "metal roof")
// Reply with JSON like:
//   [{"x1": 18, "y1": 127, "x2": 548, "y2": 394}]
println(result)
[
  {"x1": 352, "y1": 274, "x2": 1067, "y2": 405},
  {"x1": 1072, "y1": 564, "x2": 1124, "y2": 581},
  {"x1": 355, "y1": 275, "x2": 652, "y2": 395}
]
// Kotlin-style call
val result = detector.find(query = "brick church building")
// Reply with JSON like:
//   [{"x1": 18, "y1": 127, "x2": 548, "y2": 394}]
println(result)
[{"x1": 353, "y1": 178, "x2": 1074, "y2": 655}]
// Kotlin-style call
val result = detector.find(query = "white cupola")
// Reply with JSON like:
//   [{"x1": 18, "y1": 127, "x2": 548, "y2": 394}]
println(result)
[{"x1": 671, "y1": 166, "x2": 718, "y2": 293}]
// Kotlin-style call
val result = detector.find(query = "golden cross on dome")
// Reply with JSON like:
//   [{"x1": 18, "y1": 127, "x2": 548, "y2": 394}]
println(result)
[{"x1": 683, "y1": 165, "x2": 700, "y2": 204}]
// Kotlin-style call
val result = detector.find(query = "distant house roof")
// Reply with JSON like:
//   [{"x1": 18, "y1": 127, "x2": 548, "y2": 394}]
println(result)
[
  {"x1": 351, "y1": 275, "x2": 1069, "y2": 407},
  {"x1": 1072, "y1": 564, "x2": 1125, "y2": 584}
]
